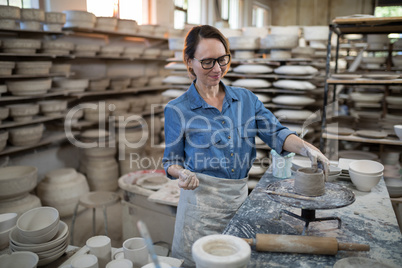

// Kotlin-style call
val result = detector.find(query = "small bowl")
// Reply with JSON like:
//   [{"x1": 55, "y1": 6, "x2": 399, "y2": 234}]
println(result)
[
  {"x1": 16, "y1": 207, "x2": 59, "y2": 238},
  {"x1": 0, "y1": 251, "x2": 39, "y2": 268},
  {"x1": 349, "y1": 169, "x2": 382, "y2": 192},
  {"x1": 349, "y1": 160, "x2": 384, "y2": 176},
  {"x1": 0, "y1": 226, "x2": 14, "y2": 250},
  {"x1": 394, "y1": 125, "x2": 402, "y2": 141},
  {"x1": 18, "y1": 219, "x2": 59, "y2": 244},
  {"x1": 0, "y1": 213, "x2": 18, "y2": 232}
]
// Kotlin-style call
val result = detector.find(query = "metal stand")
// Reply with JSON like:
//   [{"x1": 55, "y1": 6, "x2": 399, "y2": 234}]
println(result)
[{"x1": 281, "y1": 208, "x2": 342, "y2": 235}]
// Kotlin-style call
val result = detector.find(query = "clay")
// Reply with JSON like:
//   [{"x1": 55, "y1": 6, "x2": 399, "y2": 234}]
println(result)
[{"x1": 294, "y1": 168, "x2": 325, "y2": 197}]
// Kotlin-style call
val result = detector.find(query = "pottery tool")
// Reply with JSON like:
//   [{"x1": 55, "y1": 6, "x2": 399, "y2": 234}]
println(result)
[
  {"x1": 137, "y1": 220, "x2": 161, "y2": 268},
  {"x1": 265, "y1": 190, "x2": 316, "y2": 201},
  {"x1": 243, "y1": 234, "x2": 370, "y2": 255}
]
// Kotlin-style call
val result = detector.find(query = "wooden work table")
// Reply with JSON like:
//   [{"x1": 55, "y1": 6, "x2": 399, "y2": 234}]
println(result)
[{"x1": 223, "y1": 172, "x2": 402, "y2": 267}]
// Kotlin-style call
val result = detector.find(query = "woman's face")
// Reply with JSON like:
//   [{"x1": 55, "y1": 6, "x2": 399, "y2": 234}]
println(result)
[{"x1": 189, "y1": 38, "x2": 228, "y2": 88}]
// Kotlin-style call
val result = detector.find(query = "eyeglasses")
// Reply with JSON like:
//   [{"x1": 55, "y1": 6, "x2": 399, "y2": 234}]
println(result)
[{"x1": 193, "y1": 54, "x2": 231, "y2": 70}]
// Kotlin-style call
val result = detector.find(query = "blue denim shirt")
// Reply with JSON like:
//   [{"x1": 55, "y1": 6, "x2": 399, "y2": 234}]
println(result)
[{"x1": 163, "y1": 81, "x2": 296, "y2": 180}]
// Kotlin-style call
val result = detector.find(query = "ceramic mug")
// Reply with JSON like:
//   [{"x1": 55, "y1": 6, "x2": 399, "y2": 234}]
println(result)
[
  {"x1": 71, "y1": 254, "x2": 99, "y2": 268},
  {"x1": 123, "y1": 237, "x2": 148, "y2": 268},
  {"x1": 106, "y1": 259, "x2": 133, "y2": 268},
  {"x1": 86, "y1": 235, "x2": 112, "y2": 268}
]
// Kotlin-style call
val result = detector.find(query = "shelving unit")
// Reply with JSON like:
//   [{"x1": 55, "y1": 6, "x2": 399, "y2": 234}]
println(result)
[{"x1": 320, "y1": 17, "x2": 402, "y2": 153}]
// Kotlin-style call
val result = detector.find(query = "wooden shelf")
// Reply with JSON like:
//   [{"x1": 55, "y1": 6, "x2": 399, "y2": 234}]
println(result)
[
  {"x1": 0, "y1": 92, "x2": 68, "y2": 102},
  {"x1": 323, "y1": 133, "x2": 402, "y2": 146},
  {"x1": 0, "y1": 28, "x2": 64, "y2": 35},
  {"x1": 69, "y1": 86, "x2": 171, "y2": 98},
  {"x1": 0, "y1": 72, "x2": 68, "y2": 79},
  {"x1": 0, "y1": 131, "x2": 71, "y2": 156},
  {"x1": 0, "y1": 114, "x2": 65, "y2": 129},
  {"x1": 332, "y1": 16, "x2": 402, "y2": 34},
  {"x1": 327, "y1": 79, "x2": 402, "y2": 84},
  {"x1": 62, "y1": 27, "x2": 168, "y2": 41},
  {"x1": 0, "y1": 53, "x2": 73, "y2": 59}
]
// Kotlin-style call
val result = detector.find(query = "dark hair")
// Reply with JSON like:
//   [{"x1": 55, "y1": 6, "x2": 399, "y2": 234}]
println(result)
[{"x1": 183, "y1": 25, "x2": 231, "y2": 78}]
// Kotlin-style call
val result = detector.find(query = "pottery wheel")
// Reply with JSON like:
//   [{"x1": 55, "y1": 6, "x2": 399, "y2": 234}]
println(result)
[{"x1": 266, "y1": 179, "x2": 355, "y2": 210}]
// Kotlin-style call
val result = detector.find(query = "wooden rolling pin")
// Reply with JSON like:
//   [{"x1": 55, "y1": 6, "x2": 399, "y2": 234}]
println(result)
[{"x1": 243, "y1": 234, "x2": 370, "y2": 255}]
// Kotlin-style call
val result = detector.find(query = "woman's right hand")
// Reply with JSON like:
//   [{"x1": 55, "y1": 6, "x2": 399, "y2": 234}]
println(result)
[{"x1": 178, "y1": 169, "x2": 199, "y2": 190}]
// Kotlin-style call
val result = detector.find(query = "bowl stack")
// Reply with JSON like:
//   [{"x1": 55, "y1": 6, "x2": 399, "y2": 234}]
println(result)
[
  {"x1": 9, "y1": 207, "x2": 69, "y2": 266},
  {"x1": 0, "y1": 212, "x2": 17, "y2": 250},
  {"x1": 349, "y1": 160, "x2": 384, "y2": 192},
  {"x1": 0, "y1": 166, "x2": 41, "y2": 216}
]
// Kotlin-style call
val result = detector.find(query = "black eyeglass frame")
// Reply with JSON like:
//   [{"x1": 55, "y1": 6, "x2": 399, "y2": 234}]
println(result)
[{"x1": 193, "y1": 54, "x2": 231, "y2": 70}]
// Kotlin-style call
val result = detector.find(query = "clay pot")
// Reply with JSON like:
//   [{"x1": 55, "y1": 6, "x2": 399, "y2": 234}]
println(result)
[
  {"x1": 6, "y1": 79, "x2": 51, "y2": 96},
  {"x1": 84, "y1": 158, "x2": 119, "y2": 191},
  {"x1": 8, "y1": 123, "x2": 44, "y2": 146},
  {"x1": 43, "y1": 23, "x2": 63, "y2": 32},
  {"x1": 116, "y1": 19, "x2": 138, "y2": 33},
  {"x1": 95, "y1": 17, "x2": 117, "y2": 31},
  {"x1": 0, "y1": 107, "x2": 10, "y2": 123},
  {"x1": 0, "y1": 194, "x2": 41, "y2": 216},
  {"x1": 0, "y1": 130, "x2": 8, "y2": 152},
  {"x1": 37, "y1": 100, "x2": 67, "y2": 116},
  {"x1": 52, "y1": 78, "x2": 89, "y2": 92},
  {"x1": 20, "y1": 20, "x2": 41, "y2": 31},
  {"x1": 37, "y1": 168, "x2": 89, "y2": 217},
  {"x1": 88, "y1": 78, "x2": 110, "y2": 91},
  {"x1": 45, "y1": 12, "x2": 66, "y2": 24},
  {"x1": 0, "y1": 166, "x2": 37, "y2": 200},
  {"x1": 0, "y1": 5, "x2": 21, "y2": 20},
  {"x1": 7, "y1": 104, "x2": 39, "y2": 122},
  {"x1": 260, "y1": 34, "x2": 299, "y2": 49},
  {"x1": 0, "y1": 19, "x2": 18, "y2": 30},
  {"x1": 0, "y1": 61, "x2": 15, "y2": 76},
  {"x1": 49, "y1": 64, "x2": 71, "y2": 75},
  {"x1": 294, "y1": 168, "x2": 325, "y2": 197},
  {"x1": 15, "y1": 61, "x2": 52, "y2": 75},
  {"x1": 21, "y1": 8, "x2": 45, "y2": 22}
]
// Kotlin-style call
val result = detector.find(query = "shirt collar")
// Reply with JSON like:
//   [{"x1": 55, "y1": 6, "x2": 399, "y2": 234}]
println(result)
[{"x1": 188, "y1": 79, "x2": 239, "y2": 110}]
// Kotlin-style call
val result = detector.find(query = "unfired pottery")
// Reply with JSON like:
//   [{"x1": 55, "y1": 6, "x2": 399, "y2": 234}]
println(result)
[
  {"x1": 0, "y1": 166, "x2": 37, "y2": 200},
  {"x1": 8, "y1": 123, "x2": 44, "y2": 146},
  {"x1": 0, "y1": 130, "x2": 8, "y2": 152},
  {"x1": 260, "y1": 34, "x2": 299, "y2": 49},
  {"x1": 294, "y1": 168, "x2": 325, "y2": 196},
  {"x1": 0, "y1": 5, "x2": 21, "y2": 20}
]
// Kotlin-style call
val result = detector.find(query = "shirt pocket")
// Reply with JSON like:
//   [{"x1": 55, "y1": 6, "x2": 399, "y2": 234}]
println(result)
[
  {"x1": 237, "y1": 125, "x2": 257, "y2": 147},
  {"x1": 186, "y1": 132, "x2": 222, "y2": 149}
]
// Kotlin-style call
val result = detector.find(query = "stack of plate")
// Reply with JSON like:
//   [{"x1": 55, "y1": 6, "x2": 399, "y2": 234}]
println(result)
[
  {"x1": 9, "y1": 207, "x2": 69, "y2": 266},
  {"x1": 337, "y1": 158, "x2": 356, "y2": 180}
]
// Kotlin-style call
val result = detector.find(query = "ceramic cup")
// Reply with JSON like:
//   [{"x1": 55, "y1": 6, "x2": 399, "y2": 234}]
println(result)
[
  {"x1": 271, "y1": 150, "x2": 295, "y2": 179},
  {"x1": 71, "y1": 254, "x2": 99, "y2": 268},
  {"x1": 86, "y1": 236, "x2": 112, "y2": 268},
  {"x1": 106, "y1": 259, "x2": 133, "y2": 268},
  {"x1": 123, "y1": 237, "x2": 148, "y2": 268}
]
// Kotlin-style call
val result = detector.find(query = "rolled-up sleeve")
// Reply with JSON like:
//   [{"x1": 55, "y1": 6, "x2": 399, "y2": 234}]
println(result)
[
  {"x1": 163, "y1": 104, "x2": 185, "y2": 179},
  {"x1": 254, "y1": 98, "x2": 296, "y2": 155}
]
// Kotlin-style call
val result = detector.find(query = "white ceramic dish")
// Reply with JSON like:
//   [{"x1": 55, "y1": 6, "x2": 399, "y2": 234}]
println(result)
[
  {"x1": 233, "y1": 64, "x2": 273, "y2": 74},
  {"x1": 162, "y1": 76, "x2": 191, "y2": 85},
  {"x1": 384, "y1": 177, "x2": 402, "y2": 198},
  {"x1": 18, "y1": 220, "x2": 59, "y2": 244},
  {"x1": 273, "y1": 80, "x2": 316, "y2": 90},
  {"x1": 232, "y1": 79, "x2": 271, "y2": 88},
  {"x1": 273, "y1": 109, "x2": 315, "y2": 121},
  {"x1": 274, "y1": 65, "x2": 318, "y2": 75},
  {"x1": 17, "y1": 207, "x2": 59, "y2": 238}
]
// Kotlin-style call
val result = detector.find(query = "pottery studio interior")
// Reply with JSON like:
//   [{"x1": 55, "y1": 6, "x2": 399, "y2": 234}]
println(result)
[{"x1": 1, "y1": 0, "x2": 402, "y2": 267}]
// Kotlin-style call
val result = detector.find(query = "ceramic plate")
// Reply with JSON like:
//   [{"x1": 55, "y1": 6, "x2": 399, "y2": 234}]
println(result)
[
  {"x1": 331, "y1": 74, "x2": 362, "y2": 80},
  {"x1": 355, "y1": 130, "x2": 388, "y2": 139},
  {"x1": 233, "y1": 64, "x2": 273, "y2": 74},
  {"x1": 362, "y1": 74, "x2": 400, "y2": 80},
  {"x1": 326, "y1": 127, "x2": 354, "y2": 136},
  {"x1": 386, "y1": 96, "x2": 402, "y2": 105},
  {"x1": 272, "y1": 95, "x2": 315, "y2": 106},
  {"x1": 338, "y1": 150, "x2": 378, "y2": 160},
  {"x1": 274, "y1": 109, "x2": 315, "y2": 121},
  {"x1": 255, "y1": 93, "x2": 271, "y2": 103},
  {"x1": 337, "y1": 158, "x2": 356, "y2": 171}
]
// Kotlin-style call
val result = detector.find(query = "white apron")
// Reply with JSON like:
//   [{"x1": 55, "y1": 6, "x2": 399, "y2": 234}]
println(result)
[{"x1": 171, "y1": 173, "x2": 248, "y2": 267}]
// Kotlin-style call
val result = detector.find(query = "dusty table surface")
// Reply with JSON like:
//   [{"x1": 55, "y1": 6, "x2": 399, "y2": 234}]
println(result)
[{"x1": 223, "y1": 172, "x2": 402, "y2": 268}]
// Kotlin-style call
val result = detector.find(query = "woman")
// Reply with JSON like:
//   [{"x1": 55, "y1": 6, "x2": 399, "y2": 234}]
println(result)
[{"x1": 162, "y1": 25, "x2": 329, "y2": 267}]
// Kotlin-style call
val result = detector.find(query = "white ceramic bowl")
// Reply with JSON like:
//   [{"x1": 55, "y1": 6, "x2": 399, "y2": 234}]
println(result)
[
  {"x1": 0, "y1": 225, "x2": 13, "y2": 250},
  {"x1": 394, "y1": 125, "x2": 402, "y2": 140},
  {"x1": 0, "y1": 251, "x2": 39, "y2": 268},
  {"x1": 16, "y1": 207, "x2": 59, "y2": 238},
  {"x1": 18, "y1": 219, "x2": 59, "y2": 244},
  {"x1": 385, "y1": 177, "x2": 402, "y2": 198},
  {"x1": 0, "y1": 166, "x2": 37, "y2": 200},
  {"x1": 0, "y1": 213, "x2": 18, "y2": 232},
  {"x1": 349, "y1": 169, "x2": 382, "y2": 192},
  {"x1": 9, "y1": 221, "x2": 68, "y2": 251},
  {"x1": 349, "y1": 160, "x2": 384, "y2": 176}
]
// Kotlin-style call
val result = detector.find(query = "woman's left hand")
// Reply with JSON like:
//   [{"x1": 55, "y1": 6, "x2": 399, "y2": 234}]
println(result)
[{"x1": 178, "y1": 169, "x2": 199, "y2": 190}]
